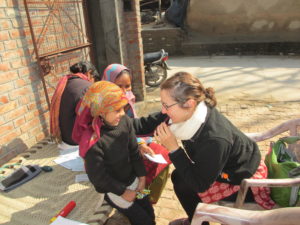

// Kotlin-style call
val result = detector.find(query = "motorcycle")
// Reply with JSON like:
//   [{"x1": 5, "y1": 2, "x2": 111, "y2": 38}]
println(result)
[{"x1": 144, "y1": 49, "x2": 170, "y2": 87}]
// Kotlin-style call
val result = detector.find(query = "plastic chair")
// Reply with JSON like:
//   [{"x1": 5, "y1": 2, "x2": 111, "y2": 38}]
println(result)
[
  {"x1": 236, "y1": 118, "x2": 300, "y2": 208},
  {"x1": 191, "y1": 118, "x2": 300, "y2": 225},
  {"x1": 191, "y1": 203, "x2": 300, "y2": 225}
]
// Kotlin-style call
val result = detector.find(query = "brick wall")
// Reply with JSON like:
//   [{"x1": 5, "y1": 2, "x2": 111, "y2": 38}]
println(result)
[
  {"x1": 0, "y1": 0, "x2": 87, "y2": 165},
  {"x1": 142, "y1": 27, "x2": 184, "y2": 55},
  {"x1": 122, "y1": 0, "x2": 145, "y2": 101}
]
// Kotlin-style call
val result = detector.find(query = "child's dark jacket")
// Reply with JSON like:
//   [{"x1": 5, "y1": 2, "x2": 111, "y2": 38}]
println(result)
[{"x1": 85, "y1": 115, "x2": 146, "y2": 196}]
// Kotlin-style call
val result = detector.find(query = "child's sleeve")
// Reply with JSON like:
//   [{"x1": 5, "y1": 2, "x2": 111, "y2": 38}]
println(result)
[
  {"x1": 84, "y1": 145, "x2": 127, "y2": 196},
  {"x1": 127, "y1": 118, "x2": 147, "y2": 177},
  {"x1": 131, "y1": 111, "x2": 168, "y2": 135}
]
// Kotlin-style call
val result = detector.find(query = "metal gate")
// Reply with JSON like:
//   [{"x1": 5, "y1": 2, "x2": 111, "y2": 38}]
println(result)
[{"x1": 24, "y1": 0, "x2": 93, "y2": 109}]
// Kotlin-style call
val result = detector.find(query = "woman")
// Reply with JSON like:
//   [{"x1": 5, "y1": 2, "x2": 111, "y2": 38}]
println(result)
[
  {"x1": 154, "y1": 72, "x2": 275, "y2": 225},
  {"x1": 72, "y1": 81, "x2": 155, "y2": 225},
  {"x1": 50, "y1": 61, "x2": 100, "y2": 145},
  {"x1": 102, "y1": 64, "x2": 171, "y2": 204}
]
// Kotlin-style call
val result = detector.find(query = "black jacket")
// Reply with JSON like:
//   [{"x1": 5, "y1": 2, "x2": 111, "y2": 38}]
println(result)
[
  {"x1": 169, "y1": 107, "x2": 261, "y2": 193},
  {"x1": 59, "y1": 77, "x2": 91, "y2": 145},
  {"x1": 85, "y1": 115, "x2": 146, "y2": 196}
]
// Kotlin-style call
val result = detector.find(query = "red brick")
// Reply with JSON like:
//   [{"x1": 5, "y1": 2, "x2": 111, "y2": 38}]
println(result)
[
  {"x1": 4, "y1": 40, "x2": 17, "y2": 50},
  {"x1": 0, "y1": 42, "x2": 4, "y2": 51},
  {"x1": 10, "y1": 59, "x2": 24, "y2": 69},
  {"x1": 4, "y1": 105, "x2": 28, "y2": 121},
  {"x1": 29, "y1": 126, "x2": 41, "y2": 137},
  {"x1": 13, "y1": 116, "x2": 26, "y2": 127},
  {"x1": 0, "y1": 129, "x2": 22, "y2": 146},
  {"x1": 18, "y1": 66, "x2": 37, "y2": 77},
  {"x1": 9, "y1": 29, "x2": 25, "y2": 39},
  {"x1": 0, "y1": 101, "x2": 16, "y2": 114},
  {"x1": 0, "y1": 30, "x2": 9, "y2": 41},
  {"x1": 8, "y1": 86, "x2": 31, "y2": 100},
  {"x1": 6, "y1": 0, "x2": 23, "y2": 8},
  {"x1": 0, "y1": 95, "x2": 9, "y2": 104},
  {"x1": 2, "y1": 49, "x2": 22, "y2": 60},
  {"x1": 20, "y1": 117, "x2": 40, "y2": 133},
  {"x1": 25, "y1": 110, "x2": 35, "y2": 121},
  {"x1": 0, "y1": 71, "x2": 18, "y2": 84},
  {"x1": 0, "y1": 20, "x2": 11, "y2": 30},
  {"x1": 0, "y1": 123, "x2": 14, "y2": 136},
  {"x1": 0, "y1": 63, "x2": 10, "y2": 71},
  {"x1": 14, "y1": 78, "x2": 28, "y2": 88},
  {"x1": 0, "y1": 9, "x2": 5, "y2": 19},
  {"x1": 0, "y1": 82, "x2": 14, "y2": 94},
  {"x1": 36, "y1": 131, "x2": 47, "y2": 141},
  {"x1": 18, "y1": 95, "x2": 31, "y2": 105}
]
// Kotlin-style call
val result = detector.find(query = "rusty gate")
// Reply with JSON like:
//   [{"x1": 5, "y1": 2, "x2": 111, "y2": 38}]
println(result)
[{"x1": 24, "y1": 0, "x2": 93, "y2": 109}]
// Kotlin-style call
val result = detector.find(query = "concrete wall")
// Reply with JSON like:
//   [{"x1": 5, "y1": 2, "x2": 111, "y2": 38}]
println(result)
[{"x1": 186, "y1": 0, "x2": 300, "y2": 43}]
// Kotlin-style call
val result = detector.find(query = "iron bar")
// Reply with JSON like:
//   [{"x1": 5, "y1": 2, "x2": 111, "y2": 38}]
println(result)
[
  {"x1": 39, "y1": 43, "x2": 91, "y2": 59},
  {"x1": 26, "y1": 1, "x2": 83, "y2": 4},
  {"x1": 24, "y1": 0, "x2": 51, "y2": 109}
]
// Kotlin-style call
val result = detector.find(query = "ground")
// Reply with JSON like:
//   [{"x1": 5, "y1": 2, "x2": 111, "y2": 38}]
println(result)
[{"x1": 105, "y1": 55, "x2": 300, "y2": 225}]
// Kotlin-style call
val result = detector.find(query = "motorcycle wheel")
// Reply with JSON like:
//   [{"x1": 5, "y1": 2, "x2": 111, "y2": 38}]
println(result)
[{"x1": 145, "y1": 64, "x2": 167, "y2": 87}]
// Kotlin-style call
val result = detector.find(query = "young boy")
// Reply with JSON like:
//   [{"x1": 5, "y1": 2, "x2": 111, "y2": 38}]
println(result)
[{"x1": 72, "y1": 81, "x2": 155, "y2": 225}]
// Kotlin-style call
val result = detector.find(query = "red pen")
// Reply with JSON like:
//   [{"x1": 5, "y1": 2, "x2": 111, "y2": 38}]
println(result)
[{"x1": 50, "y1": 201, "x2": 76, "y2": 223}]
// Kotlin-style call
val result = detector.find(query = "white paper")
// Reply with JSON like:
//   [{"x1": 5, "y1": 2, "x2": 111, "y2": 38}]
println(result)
[
  {"x1": 50, "y1": 216, "x2": 88, "y2": 225},
  {"x1": 75, "y1": 174, "x2": 89, "y2": 183},
  {"x1": 144, "y1": 153, "x2": 167, "y2": 164},
  {"x1": 54, "y1": 144, "x2": 85, "y2": 172}
]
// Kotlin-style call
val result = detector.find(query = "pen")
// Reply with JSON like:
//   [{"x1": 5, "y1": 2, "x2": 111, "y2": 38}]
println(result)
[{"x1": 50, "y1": 200, "x2": 76, "y2": 223}]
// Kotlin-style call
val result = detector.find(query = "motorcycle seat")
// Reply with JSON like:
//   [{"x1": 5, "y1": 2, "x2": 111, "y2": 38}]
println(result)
[{"x1": 144, "y1": 51, "x2": 162, "y2": 64}]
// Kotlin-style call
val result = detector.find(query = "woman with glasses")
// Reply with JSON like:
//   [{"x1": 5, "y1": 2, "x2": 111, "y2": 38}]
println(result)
[{"x1": 154, "y1": 72, "x2": 275, "y2": 225}]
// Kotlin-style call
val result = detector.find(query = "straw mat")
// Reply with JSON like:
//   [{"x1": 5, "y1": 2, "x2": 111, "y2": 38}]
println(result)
[{"x1": 0, "y1": 138, "x2": 112, "y2": 225}]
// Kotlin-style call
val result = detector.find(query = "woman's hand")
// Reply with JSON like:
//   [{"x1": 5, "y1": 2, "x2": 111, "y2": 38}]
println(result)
[
  {"x1": 121, "y1": 189, "x2": 136, "y2": 202},
  {"x1": 154, "y1": 122, "x2": 179, "y2": 151},
  {"x1": 136, "y1": 176, "x2": 146, "y2": 192},
  {"x1": 138, "y1": 144, "x2": 155, "y2": 157}
]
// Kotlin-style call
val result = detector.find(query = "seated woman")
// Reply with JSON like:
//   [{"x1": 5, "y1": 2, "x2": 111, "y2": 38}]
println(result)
[
  {"x1": 50, "y1": 61, "x2": 100, "y2": 146},
  {"x1": 72, "y1": 81, "x2": 155, "y2": 225},
  {"x1": 154, "y1": 72, "x2": 276, "y2": 225},
  {"x1": 102, "y1": 63, "x2": 171, "y2": 204}
]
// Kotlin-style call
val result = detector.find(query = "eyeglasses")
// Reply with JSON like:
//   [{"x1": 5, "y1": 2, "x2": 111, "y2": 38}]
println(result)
[{"x1": 162, "y1": 102, "x2": 179, "y2": 110}]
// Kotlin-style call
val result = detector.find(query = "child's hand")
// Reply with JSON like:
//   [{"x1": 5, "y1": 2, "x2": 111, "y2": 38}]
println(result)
[
  {"x1": 121, "y1": 189, "x2": 136, "y2": 202},
  {"x1": 138, "y1": 144, "x2": 155, "y2": 157},
  {"x1": 136, "y1": 176, "x2": 146, "y2": 192}
]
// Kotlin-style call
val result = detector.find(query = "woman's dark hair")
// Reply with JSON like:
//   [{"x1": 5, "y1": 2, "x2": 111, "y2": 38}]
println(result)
[
  {"x1": 70, "y1": 61, "x2": 100, "y2": 81},
  {"x1": 160, "y1": 72, "x2": 217, "y2": 107}
]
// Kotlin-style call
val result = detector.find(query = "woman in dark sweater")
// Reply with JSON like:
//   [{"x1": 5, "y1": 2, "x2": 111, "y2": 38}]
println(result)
[
  {"x1": 50, "y1": 61, "x2": 99, "y2": 145},
  {"x1": 72, "y1": 81, "x2": 156, "y2": 225},
  {"x1": 154, "y1": 72, "x2": 275, "y2": 225}
]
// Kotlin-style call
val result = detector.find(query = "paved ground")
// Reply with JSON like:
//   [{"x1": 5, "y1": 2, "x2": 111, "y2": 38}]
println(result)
[{"x1": 106, "y1": 55, "x2": 300, "y2": 225}]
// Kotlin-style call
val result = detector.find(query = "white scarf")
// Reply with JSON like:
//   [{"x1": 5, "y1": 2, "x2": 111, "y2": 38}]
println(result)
[{"x1": 169, "y1": 101, "x2": 207, "y2": 140}]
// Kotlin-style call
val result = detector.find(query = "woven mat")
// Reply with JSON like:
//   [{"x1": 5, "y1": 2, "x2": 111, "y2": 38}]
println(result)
[{"x1": 0, "y1": 138, "x2": 111, "y2": 225}]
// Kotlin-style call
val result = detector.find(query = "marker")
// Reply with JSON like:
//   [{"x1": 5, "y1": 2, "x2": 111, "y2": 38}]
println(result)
[{"x1": 50, "y1": 201, "x2": 76, "y2": 223}]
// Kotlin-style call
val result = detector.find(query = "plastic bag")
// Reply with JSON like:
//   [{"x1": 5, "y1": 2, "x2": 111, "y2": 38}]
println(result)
[{"x1": 264, "y1": 136, "x2": 300, "y2": 206}]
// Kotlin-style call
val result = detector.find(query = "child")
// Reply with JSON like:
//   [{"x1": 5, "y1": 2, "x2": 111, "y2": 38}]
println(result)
[
  {"x1": 72, "y1": 81, "x2": 156, "y2": 225},
  {"x1": 102, "y1": 64, "x2": 171, "y2": 204}
]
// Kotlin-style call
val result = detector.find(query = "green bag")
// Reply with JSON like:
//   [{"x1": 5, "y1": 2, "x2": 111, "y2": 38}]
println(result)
[{"x1": 264, "y1": 136, "x2": 300, "y2": 207}]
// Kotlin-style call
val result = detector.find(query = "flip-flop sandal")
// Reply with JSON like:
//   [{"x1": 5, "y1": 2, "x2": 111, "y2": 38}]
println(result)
[{"x1": 0, "y1": 165, "x2": 41, "y2": 192}]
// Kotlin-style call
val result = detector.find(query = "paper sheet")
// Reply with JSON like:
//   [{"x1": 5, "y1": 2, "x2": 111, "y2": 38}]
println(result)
[
  {"x1": 75, "y1": 174, "x2": 89, "y2": 183},
  {"x1": 54, "y1": 144, "x2": 85, "y2": 172},
  {"x1": 144, "y1": 153, "x2": 167, "y2": 164},
  {"x1": 50, "y1": 216, "x2": 88, "y2": 225}
]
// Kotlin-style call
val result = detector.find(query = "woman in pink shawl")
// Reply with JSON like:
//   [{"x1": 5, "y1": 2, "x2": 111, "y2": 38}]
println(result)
[{"x1": 102, "y1": 63, "x2": 171, "y2": 204}]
